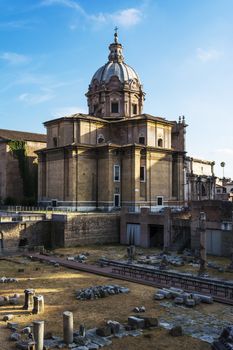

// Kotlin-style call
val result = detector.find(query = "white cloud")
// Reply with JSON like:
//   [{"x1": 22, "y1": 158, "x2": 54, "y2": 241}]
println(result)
[
  {"x1": 18, "y1": 90, "x2": 54, "y2": 105},
  {"x1": 112, "y1": 8, "x2": 142, "y2": 27},
  {"x1": 40, "y1": 0, "x2": 143, "y2": 28},
  {"x1": 0, "y1": 52, "x2": 30, "y2": 65},
  {"x1": 90, "y1": 8, "x2": 142, "y2": 28},
  {"x1": 196, "y1": 48, "x2": 222, "y2": 63},
  {"x1": 52, "y1": 105, "x2": 87, "y2": 117},
  {"x1": 40, "y1": 0, "x2": 86, "y2": 15}
]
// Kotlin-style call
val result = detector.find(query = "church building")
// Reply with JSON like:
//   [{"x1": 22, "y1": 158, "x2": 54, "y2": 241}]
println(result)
[{"x1": 37, "y1": 32, "x2": 186, "y2": 211}]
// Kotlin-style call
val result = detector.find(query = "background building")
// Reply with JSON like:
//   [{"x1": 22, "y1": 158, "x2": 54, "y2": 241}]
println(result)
[
  {"x1": 184, "y1": 157, "x2": 216, "y2": 202},
  {"x1": 0, "y1": 129, "x2": 46, "y2": 205}
]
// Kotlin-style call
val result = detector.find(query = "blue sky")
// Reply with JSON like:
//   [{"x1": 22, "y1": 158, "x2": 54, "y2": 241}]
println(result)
[{"x1": 0, "y1": 0, "x2": 233, "y2": 178}]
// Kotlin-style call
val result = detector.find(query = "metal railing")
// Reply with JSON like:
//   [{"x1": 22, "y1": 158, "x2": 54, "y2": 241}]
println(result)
[{"x1": 0, "y1": 205, "x2": 120, "y2": 214}]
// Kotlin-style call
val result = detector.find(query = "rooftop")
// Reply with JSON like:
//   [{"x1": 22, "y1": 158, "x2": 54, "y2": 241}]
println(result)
[{"x1": 0, "y1": 129, "x2": 47, "y2": 143}]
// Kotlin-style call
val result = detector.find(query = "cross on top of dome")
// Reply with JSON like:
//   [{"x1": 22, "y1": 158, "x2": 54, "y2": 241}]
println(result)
[
  {"x1": 108, "y1": 28, "x2": 124, "y2": 63},
  {"x1": 114, "y1": 26, "x2": 118, "y2": 43}
]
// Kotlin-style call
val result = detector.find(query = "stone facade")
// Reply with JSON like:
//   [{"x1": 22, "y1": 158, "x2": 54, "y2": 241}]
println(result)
[
  {"x1": 215, "y1": 178, "x2": 233, "y2": 201},
  {"x1": 37, "y1": 33, "x2": 186, "y2": 211},
  {"x1": 185, "y1": 157, "x2": 216, "y2": 202},
  {"x1": 120, "y1": 200, "x2": 233, "y2": 256},
  {"x1": 0, "y1": 129, "x2": 46, "y2": 204},
  {"x1": 120, "y1": 207, "x2": 190, "y2": 250}
]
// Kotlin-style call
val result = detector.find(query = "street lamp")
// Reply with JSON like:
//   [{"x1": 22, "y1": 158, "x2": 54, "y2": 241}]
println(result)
[{"x1": 220, "y1": 162, "x2": 225, "y2": 179}]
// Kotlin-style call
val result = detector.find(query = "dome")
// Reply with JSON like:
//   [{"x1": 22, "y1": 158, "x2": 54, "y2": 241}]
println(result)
[
  {"x1": 91, "y1": 61, "x2": 141, "y2": 84},
  {"x1": 86, "y1": 30, "x2": 145, "y2": 119}
]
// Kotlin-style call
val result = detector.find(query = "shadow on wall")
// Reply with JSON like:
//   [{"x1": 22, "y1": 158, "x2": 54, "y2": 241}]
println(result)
[{"x1": 0, "y1": 220, "x2": 52, "y2": 253}]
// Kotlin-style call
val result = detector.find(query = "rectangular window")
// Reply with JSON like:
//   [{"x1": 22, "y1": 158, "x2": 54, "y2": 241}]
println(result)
[
  {"x1": 132, "y1": 104, "x2": 137, "y2": 114},
  {"x1": 139, "y1": 136, "x2": 145, "y2": 144},
  {"x1": 111, "y1": 102, "x2": 119, "y2": 113},
  {"x1": 53, "y1": 137, "x2": 58, "y2": 147},
  {"x1": 140, "y1": 166, "x2": 145, "y2": 182},
  {"x1": 157, "y1": 196, "x2": 163, "y2": 206},
  {"x1": 114, "y1": 194, "x2": 120, "y2": 207},
  {"x1": 114, "y1": 165, "x2": 120, "y2": 182},
  {"x1": 51, "y1": 199, "x2": 58, "y2": 207}
]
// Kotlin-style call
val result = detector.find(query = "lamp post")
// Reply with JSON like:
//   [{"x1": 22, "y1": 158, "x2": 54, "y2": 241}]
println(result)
[{"x1": 220, "y1": 162, "x2": 225, "y2": 180}]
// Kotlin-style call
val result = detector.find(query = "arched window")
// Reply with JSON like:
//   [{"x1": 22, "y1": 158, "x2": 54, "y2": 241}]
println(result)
[{"x1": 158, "y1": 138, "x2": 163, "y2": 147}]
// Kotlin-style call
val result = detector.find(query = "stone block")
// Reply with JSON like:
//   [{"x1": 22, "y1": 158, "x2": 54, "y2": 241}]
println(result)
[
  {"x1": 7, "y1": 322, "x2": 18, "y2": 330},
  {"x1": 3, "y1": 314, "x2": 14, "y2": 321},
  {"x1": 107, "y1": 320, "x2": 120, "y2": 334},
  {"x1": 174, "y1": 297, "x2": 184, "y2": 304},
  {"x1": 128, "y1": 316, "x2": 145, "y2": 329},
  {"x1": 96, "y1": 325, "x2": 112, "y2": 337},
  {"x1": 169, "y1": 326, "x2": 183, "y2": 337},
  {"x1": 154, "y1": 293, "x2": 165, "y2": 300},
  {"x1": 137, "y1": 316, "x2": 158, "y2": 328},
  {"x1": 158, "y1": 289, "x2": 172, "y2": 299},
  {"x1": 10, "y1": 332, "x2": 21, "y2": 341},
  {"x1": 192, "y1": 293, "x2": 213, "y2": 304},
  {"x1": 185, "y1": 299, "x2": 196, "y2": 307},
  {"x1": 88, "y1": 343, "x2": 99, "y2": 350}
]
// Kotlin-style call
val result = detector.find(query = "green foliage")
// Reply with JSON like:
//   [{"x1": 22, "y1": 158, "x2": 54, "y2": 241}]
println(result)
[{"x1": 8, "y1": 140, "x2": 37, "y2": 203}]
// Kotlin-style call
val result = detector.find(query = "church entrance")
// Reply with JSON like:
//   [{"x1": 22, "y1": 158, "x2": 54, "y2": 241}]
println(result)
[{"x1": 149, "y1": 225, "x2": 164, "y2": 248}]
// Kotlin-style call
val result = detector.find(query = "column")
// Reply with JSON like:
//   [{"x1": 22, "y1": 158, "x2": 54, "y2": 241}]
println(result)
[
  {"x1": 33, "y1": 320, "x2": 44, "y2": 350},
  {"x1": 63, "y1": 311, "x2": 73, "y2": 344},
  {"x1": 23, "y1": 289, "x2": 35, "y2": 310},
  {"x1": 32, "y1": 295, "x2": 44, "y2": 314},
  {"x1": 198, "y1": 211, "x2": 207, "y2": 276}
]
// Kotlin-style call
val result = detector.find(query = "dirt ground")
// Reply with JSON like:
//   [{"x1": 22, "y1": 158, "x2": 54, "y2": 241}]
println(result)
[{"x1": 0, "y1": 252, "x2": 213, "y2": 350}]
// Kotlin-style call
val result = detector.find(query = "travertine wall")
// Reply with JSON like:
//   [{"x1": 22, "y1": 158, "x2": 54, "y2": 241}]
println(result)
[{"x1": 38, "y1": 115, "x2": 186, "y2": 208}]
